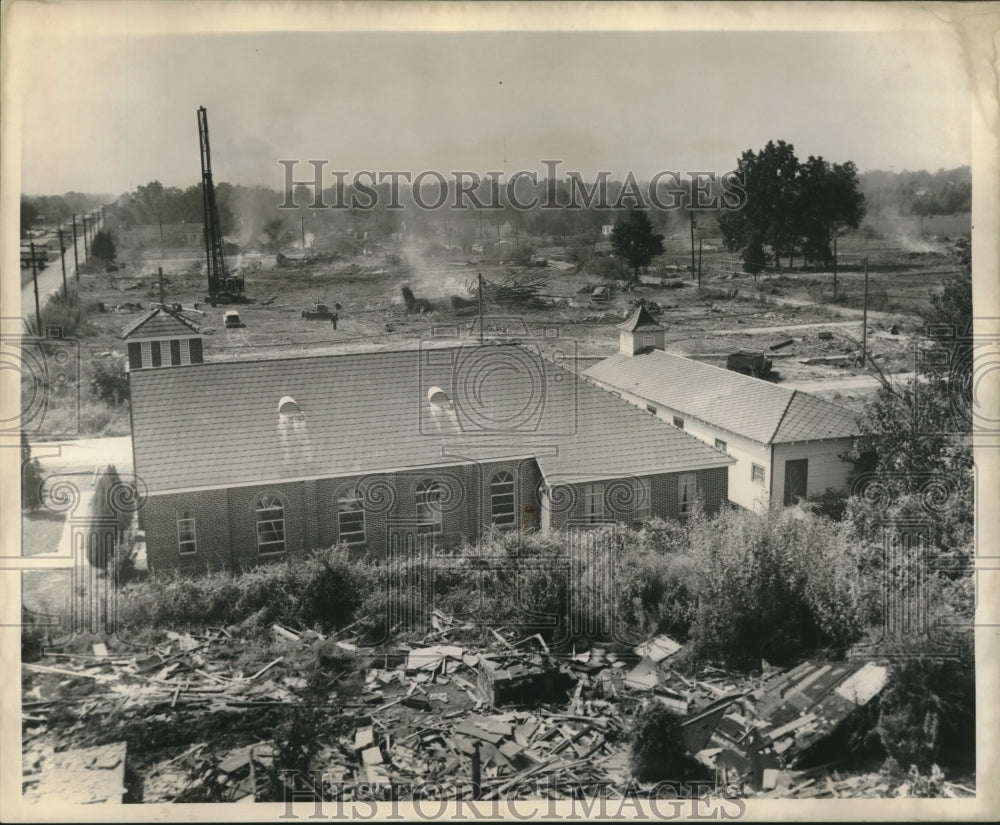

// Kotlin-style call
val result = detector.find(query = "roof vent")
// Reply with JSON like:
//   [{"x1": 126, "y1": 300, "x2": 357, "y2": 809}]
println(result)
[
  {"x1": 278, "y1": 396, "x2": 304, "y2": 421},
  {"x1": 427, "y1": 386, "x2": 451, "y2": 408}
]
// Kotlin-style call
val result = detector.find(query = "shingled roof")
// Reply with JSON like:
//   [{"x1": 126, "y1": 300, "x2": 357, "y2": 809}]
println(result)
[
  {"x1": 121, "y1": 306, "x2": 203, "y2": 340},
  {"x1": 583, "y1": 350, "x2": 859, "y2": 445},
  {"x1": 617, "y1": 305, "x2": 664, "y2": 332},
  {"x1": 128, "y1": 345, "x2": 734, "y2": 493}
]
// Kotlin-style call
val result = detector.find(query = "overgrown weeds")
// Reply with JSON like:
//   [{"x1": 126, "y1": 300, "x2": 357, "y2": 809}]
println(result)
[{"x1": 116, "y1": 546, "x2": 374, "y2": 634}]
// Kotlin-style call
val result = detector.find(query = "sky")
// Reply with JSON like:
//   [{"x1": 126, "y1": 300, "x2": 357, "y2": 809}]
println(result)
[{"x1": 15, "y1": 26, "x2": 972, "y2": 196}]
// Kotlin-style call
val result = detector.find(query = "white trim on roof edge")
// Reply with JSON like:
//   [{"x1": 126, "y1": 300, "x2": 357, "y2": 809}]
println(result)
[{"x1": 139, "y1": 456, "x2": 540, "y2": 497}]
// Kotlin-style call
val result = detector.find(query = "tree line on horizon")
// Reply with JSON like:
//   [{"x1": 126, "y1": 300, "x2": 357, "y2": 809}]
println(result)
[{"x1": 20, "y1": 152, "x2": 970, "y2": 256}]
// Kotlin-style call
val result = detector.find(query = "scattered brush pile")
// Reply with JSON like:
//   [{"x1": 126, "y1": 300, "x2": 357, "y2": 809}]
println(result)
[{"x1": 462, "y1": 269, "x2": 549, "y2": 307}]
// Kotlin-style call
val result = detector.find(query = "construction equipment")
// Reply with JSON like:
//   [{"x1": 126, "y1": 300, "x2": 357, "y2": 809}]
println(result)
[
  {"x1": 197, "y1": 106, "x2": 245, "y2": 305},
  {"x1": 301, "y1": 302, "x2": 334, "y2": 320}
]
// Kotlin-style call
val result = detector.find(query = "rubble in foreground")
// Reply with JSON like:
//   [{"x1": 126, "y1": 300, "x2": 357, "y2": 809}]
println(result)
[{"x1": 21, "y1": 614, "x2": 974, "y2": 803}]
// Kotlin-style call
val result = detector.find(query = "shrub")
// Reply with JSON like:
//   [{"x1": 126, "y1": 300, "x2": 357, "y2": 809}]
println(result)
[
  {"x1": 31, "y1": 287, "x2": 97, "y2": 338},
  {"x1": 21, "y1": 608, "x2": 50, "y2": 662},
  {"x1": 806, "y1": 488, "x2": 849, "y2": 521},
  {"x1": 89, "y1": 356, "x2": 129, "y2": 406},
  {"x1": 22, "y1": 435, "x2": 43, "y2": 512},
  {"x1": 874, "y1": 629, "x2": 975, "y2": 770},
  {"x1": 685, "y1": 506, "x2": 875, "y2": 668},
  {"x1": 116, "y1": 546, "x2": 376, "y2": 634},
  {"x1": 628, "y1": 702, "x2": 703, "y2": 783}
]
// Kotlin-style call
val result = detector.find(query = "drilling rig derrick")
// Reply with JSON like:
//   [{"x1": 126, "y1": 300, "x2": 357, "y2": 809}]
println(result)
[{"x1": 198, "y1": 106, "x2": 245, "y2": 304}]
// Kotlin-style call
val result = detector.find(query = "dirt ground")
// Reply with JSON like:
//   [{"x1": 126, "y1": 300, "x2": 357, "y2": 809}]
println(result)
[{"x1": 64, "y1": 227, "x2": 966, "y2": 425}]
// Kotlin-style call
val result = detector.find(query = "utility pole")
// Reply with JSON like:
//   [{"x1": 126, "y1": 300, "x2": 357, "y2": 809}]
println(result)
[
  {"x1": 30, "y1": 242, "x2": 41, "y2": 334},
  {"x1": 689, "y1": 212, "x2": 696, "y2": 281},
  {"x1": 478, "y1": 272, "x2": 484, "y2": 345},
  {"x1": 159, "y1": 215, "x2": 164, "y2": 240},
  {"x1": 158, "y1": 267, "x2": 165, "y2": 307},
  {"x1": 861, "y1": 256, "x2": 869, "y2": 367},
  {"x1": 832, "y1": 236, "x2": 838, "y2": 299},
  {"x1": 72, "y1": 215, "x2": 80, "y2": 281},
  {"x1": 698, "y1": 238, "x2": 703, "y2": 287},
  {"x1": 58, "y1": 229, "x2": 68, "y2": 298},
  {"x1": 82, "y1": 216, "x2": 89, "y2": 261}
]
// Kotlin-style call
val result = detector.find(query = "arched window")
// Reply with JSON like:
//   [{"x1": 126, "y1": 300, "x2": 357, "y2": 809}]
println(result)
[
  {"x1": 490, "y1": 471, "x2": 516, "y2": 527},
  {"x1": 415, "y1": 480, "x2": 443, "y2": 536},
  {"x1": 338, "y1": 492, "x2": 366, "y2": 546},
  {"x1": 255, "y1": 495, "x2": 286, "y2": 554}
]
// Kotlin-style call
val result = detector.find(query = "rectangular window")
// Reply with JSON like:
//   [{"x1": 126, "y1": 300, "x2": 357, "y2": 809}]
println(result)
[
  {"x1": 645, "y1": 404, "x2": 658, "y2": 415},
  {"x1": 585, "y1": 482, "x2": 604, "y2": 523},
  {"x1": 634, "y1": 477, "x2": 651, "y2": 521},
  {"x1": 179, "y1": 339, "x2": 191, "y2": 365},
  {"x1": 641, "y1": 333, "x2": 656, "y2": 348},
  {"x1": 140, "y1": 341, "x2": 152, "y2": 367},
  {"x1": 189, "y1": 338, "x2": 203, "y2": 363},
  {"x1": 714, "y1": 438, "x2": 728, "y2": 452},
  {"x1": 255, "y1": 496, "x2": 286, "y2": 554},
  {"x1": 170, "y1": 339, "x2": 181, "y2": 366},
  {"x1": 151, "y1": 341, "x2": 162, "y2": 368},
  {"x1": 176, "y1": 511, "x2": 197, "y2": 555},
  {"x1": 678, "y1": 473, "x2": 697, "y2": 515},
  {"x1": 752, "y1": 463, "x2": 766, "y2": 485},
  {"x1": 672, "y1": 416, "x2": 685, "y2": 429},
  {"x1": 337, "y1": 494, "x2": 366, "y2": 546},
  {"x1": 127, "y1": 342, "x2": 142, "y2": 370}
]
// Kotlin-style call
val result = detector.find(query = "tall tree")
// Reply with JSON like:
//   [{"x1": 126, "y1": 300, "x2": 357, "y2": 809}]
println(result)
[
  {"x1": 720, "y1": 141, "x2": 865, "y2": 270},
  {"x1": 610, "y1": 208, "x2": 664, "y2": 282},
  {"x1": 719, "y1": 140, "x2": 801, "y2": 269},
  {"x1": 21, "y1": 433, "x2": 43, "y2": 512},
  {"x1": 91, "y1": 230, "x2": 117, "y2": 265},
  {"x1": 20, "y1": 198, "x2": 40, "y2": 237},
  {"x1": 796, "y1": 156, "x2": 866, "y2": 264}
]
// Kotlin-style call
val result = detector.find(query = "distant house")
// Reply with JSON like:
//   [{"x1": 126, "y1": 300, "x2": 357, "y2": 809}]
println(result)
[
  {"x1": 126, "y1": 330, "x2": 735, "y2": 573},
  {"x1": 583, "y1": 306, "x2": 860, "y2": 511}
]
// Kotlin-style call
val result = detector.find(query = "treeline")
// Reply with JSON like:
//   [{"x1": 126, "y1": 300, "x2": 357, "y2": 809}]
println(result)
[
  {"x1": 859, "y1": 165, "x2": 971, "y2": 219},
  {"x1": 20, "y1": 192, "x2": 110, "y2": 235},
  {"x1": 110, "y1": 176, "x2": 724, "y2": 250}
]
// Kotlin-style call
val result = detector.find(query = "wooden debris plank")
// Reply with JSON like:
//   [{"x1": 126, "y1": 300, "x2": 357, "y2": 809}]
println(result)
[{"x1": 248, "y1": 657, "x2": 283, "y2": 681}]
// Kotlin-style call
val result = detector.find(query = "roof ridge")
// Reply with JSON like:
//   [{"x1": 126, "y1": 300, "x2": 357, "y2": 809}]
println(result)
[
  {"x1": 121, "y1": 305, "x2": 203, "y2": 339},
  {"x1": 768, "y1": 389, "x2": 798, "y2": 444},
  {"x1": 648, "y1": 349, "x2": 794, "y2": 397}
]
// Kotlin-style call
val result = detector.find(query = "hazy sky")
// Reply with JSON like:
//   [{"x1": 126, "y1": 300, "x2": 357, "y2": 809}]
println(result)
[{"x1": 18, "y1": 28, "x2": 971, "y2": 195}]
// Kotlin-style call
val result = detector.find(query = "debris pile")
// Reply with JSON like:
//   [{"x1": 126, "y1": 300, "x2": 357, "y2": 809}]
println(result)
[
  {"x1": 463, "y1": 269, "x2": 548, "y2": 307},
  {"x1": 21, "y1": 618, "x2": 963, "y2": 802}
]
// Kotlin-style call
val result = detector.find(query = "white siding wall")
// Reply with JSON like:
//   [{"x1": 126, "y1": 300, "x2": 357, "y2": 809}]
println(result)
[
  {"x1": 605, "y1": 387, "x2": 772, "y2": 511},
  {"x1": 771, "y1": 438, "x2": 856, "y2": 503}
]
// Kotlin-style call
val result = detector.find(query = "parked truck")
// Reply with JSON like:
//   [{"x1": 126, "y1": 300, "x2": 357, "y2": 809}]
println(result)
[{"x1": 726, "y1": 350, "x2": 773, "y2": 378}]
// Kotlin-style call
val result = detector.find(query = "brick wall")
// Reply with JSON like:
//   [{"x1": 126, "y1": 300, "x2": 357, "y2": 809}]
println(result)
[
  {"x1": 144, "y1": 459, "x2": 544, "y2": 574},
  {"x1": 549, "y1": 466, "x2": 728, "y2": 531},
  {"x1": 143, "y1": 462, "x2": 724, "y2": 573}
]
